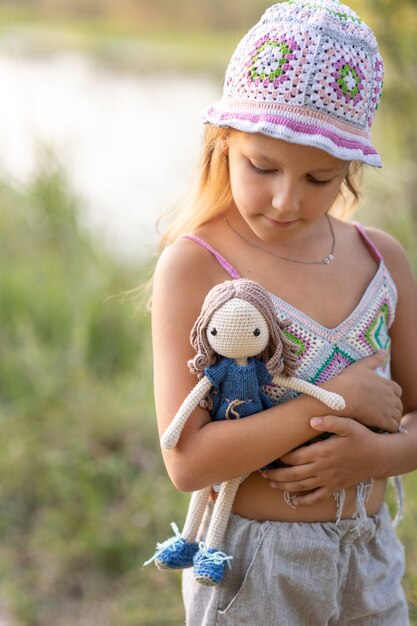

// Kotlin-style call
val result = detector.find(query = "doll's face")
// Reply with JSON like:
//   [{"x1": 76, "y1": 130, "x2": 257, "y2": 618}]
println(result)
[{"x1": 207, "y1": 298, "x2": 270, "y2": 360}]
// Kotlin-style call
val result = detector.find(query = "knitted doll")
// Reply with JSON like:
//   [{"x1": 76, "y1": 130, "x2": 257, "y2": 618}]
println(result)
[{"x1": 146, "y1": 279, "x2": 345, "y2": 586}]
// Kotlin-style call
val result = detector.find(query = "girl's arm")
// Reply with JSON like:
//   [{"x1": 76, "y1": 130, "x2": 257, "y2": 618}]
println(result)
[
  {"x1": 153, "y1": 240, "x2": 336, "y2": 491},
  {"x1": 262, "y1": 229, "x2": 417, "y2": 503},
  {"x1": 153, "y1": 238, "x2": 403, "y2": 492}
]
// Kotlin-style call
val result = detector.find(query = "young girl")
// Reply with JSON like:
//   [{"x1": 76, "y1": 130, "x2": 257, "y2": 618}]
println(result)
[{"x1": 151, "y1": 1, "x2": 417, "y2": 624}]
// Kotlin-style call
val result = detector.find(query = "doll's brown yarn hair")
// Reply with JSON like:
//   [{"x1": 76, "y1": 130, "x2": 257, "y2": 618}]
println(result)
[{"x1": 188, "y1": 279, "x2": 299, "y2": 378}]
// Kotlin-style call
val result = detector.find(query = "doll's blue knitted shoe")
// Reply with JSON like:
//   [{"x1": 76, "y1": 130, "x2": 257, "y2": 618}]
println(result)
[
  {"x1": 144, "y1": 523, "x2": 199, "y2": 570},
  {"x1": 155, "y1": 537, "x2": 199, "y2": 570},
  {"x1": 193, "y1": 542, "x2": 233, "y2": 586}
]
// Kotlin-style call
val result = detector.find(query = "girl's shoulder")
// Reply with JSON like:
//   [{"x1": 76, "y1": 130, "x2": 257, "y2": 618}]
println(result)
[
  {"x1": 359, "y1": 224, "x2": 410, "y2": 265},
  {"x1": 153, "y1": 219, "x2": 234, "y2": 319},
  {"x1": 337, "y1": 219, "x2": 404, "y2": 255},
  {"x1": 155, "y1": 219, "x2": 232, "y2": 284},
  {"x1": 153, "y1": 238, "x2": 214, "y2": 315},
  {"x1": 358, "y1": 224, "x2": 415, "y2": 292}
]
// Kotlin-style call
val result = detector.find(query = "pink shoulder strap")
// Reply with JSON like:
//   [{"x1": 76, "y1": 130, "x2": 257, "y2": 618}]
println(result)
[
  {"x1": 181, "y1": 234, "x2": 241, "y2": 279},
  {"x1": 353, "y1": 222, "x2": 383, "y2": 262}
]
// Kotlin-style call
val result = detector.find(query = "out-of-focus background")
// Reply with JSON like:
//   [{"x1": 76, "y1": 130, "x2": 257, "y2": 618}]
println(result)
[{"x1": 0, "y1": 1, "x2": 416, "y2": 624}]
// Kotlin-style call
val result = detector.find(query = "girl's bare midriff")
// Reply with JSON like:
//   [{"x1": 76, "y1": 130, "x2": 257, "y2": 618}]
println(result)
[{"x1": 231, "y1": 472, "x2": 387, "y2": 522}]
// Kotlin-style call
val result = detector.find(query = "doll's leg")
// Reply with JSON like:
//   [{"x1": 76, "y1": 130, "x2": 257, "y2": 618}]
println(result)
[
  {"x1": 182, "y1": 487, "x2": 212, "y2": 542},
  {"x1": 145, "y1": 486, "x2": 211, "y2": 570},
  {"x1": 160, "y1": 376, "x2": 212, "y2": 449},
  {"x1": 194, "y1": 477, "x2": 242, "y2": 586}
]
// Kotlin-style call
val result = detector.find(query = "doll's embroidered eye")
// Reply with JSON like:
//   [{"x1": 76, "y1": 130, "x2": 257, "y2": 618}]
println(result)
[
  {"x1": 210, "y1": 328, "x2": 217, "y2": 336},
  {"x1": 253, "y1": 328, "x2": 261, "y2": 336}
]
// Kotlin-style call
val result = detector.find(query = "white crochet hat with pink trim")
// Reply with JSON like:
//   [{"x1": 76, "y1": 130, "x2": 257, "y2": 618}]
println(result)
[{"x1": 203, "y1": 0, "x2": 384, "y2": 167}]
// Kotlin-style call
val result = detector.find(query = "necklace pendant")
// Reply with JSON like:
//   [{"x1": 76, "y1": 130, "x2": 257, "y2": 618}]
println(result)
[{"x1": 324, "y1": 254, "x2": 334, "y2": 265}]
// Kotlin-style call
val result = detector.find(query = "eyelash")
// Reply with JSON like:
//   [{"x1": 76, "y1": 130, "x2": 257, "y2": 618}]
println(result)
[
  {"x1": 249, "y1": 162, "x2": 273, "y2": 175},
  {"x1": 249, "y1": 162, "x2": 332, "y2": 185},
  {"x1": 307, "y1": 177, "x2": 332, "y2": 186}
]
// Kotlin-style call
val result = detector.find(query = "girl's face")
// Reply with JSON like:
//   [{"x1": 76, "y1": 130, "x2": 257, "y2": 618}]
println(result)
[{"x1": 227, "y1": 132, "x2": 349, "y2": 243}]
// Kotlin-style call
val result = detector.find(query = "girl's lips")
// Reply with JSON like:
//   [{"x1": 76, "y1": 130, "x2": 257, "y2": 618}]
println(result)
[{"x1": 264, "y1": 215, "x2": 299, "y2": 228}]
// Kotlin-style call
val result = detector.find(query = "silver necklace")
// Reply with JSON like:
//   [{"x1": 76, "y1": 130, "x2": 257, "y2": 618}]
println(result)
[{"x1": 226, "y1": 214, "x2": 336, "y2": 266}]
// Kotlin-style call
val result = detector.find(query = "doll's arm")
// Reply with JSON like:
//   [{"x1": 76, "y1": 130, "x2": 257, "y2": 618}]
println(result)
[
  {"x1": 271, "y1": 375, "x2": 345, "y2": 411},
  {"x1": 161, "y1": 375, "x2": 213, "y2": 450}
]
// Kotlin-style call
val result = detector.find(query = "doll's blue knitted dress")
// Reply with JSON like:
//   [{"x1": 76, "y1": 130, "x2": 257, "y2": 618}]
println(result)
[{"x1": 205, "y1": 357, "x2": 274, "y2": 421}]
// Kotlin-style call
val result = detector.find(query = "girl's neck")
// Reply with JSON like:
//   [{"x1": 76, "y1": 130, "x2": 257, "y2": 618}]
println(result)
[{"x1": 226, "y1": 208, "x2": 335, "y2": 261}]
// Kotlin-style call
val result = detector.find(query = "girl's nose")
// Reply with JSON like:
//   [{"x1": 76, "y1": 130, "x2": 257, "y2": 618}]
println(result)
[{"x1": 271, "y1": 179, "x2": 300, "y2": 216}]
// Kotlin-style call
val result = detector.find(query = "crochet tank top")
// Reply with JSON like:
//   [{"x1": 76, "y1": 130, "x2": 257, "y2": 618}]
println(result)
[{"x1": 183, "y1": 224, "x2": 398, "y2": 399}]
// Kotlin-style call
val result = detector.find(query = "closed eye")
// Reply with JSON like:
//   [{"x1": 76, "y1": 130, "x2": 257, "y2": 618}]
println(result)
[
  {"x1": 249, "y1": 161, "x2": 276, "y2": 175},
  {"x1": 307, "y1": 176, "x2": 332, "y2": 186}
]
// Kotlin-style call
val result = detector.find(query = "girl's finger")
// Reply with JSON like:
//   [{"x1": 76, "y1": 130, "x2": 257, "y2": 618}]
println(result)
[
  {"x1": 279, "y1": 447, "x2": 317, "y2": 465},
  {"x1": 289, "y1": 487, "x2": 332, "y2": 507},
  {"x1": 271, "y1": 478, "x2": 318, "y2": 493},
  {"x1": 261, "y1": 463, "x2": 315, "y2": 481},
  {"x1": 391, "y1": 380, "x2": 403, "y2": 398},
  {"x1": 355, "y1": 350, "x2": 387, "y2": 370},
  {"x1": 310, "y1": 414, "x2": 359, "y2": 434}
]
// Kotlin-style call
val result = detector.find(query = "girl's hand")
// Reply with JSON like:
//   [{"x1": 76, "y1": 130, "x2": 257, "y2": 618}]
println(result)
[
  {"x1": 323, "y1": 351, "x2": 403, "y2": 433},
  {"x1": 261, "y1": 415, "x2": 388, "y2": 505}
]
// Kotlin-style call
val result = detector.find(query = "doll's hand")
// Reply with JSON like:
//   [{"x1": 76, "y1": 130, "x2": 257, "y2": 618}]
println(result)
[
  {"x1": 261, "y1": 415, "x2": 388, "y2": 505},
  {"x1": 323, "y1": 351, "x2": 403, "y2": 433}
]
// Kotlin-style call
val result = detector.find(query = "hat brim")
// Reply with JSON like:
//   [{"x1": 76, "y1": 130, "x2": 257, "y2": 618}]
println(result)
[{"x1": 203, "y1": 102, "x2": 382, "y2": 168}]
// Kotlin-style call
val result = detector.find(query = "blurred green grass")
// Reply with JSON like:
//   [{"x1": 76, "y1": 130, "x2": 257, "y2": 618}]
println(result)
[{"x1": 0, "y1": 160, "x2": 192, "y2": 624}]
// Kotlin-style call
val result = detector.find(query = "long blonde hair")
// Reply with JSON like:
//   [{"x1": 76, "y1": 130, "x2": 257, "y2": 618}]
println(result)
[{"x1": 158, "y1": 126, "x2": 232, "y2": 251}]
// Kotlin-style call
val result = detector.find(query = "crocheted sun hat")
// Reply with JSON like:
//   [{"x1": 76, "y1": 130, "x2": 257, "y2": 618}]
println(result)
[{"x1": 203, "y1": 0, "x2": 384, "y2": 167}]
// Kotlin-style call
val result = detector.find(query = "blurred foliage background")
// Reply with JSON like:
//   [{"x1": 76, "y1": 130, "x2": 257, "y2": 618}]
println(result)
[{"x1": 0, "y1": 1, "x2": 416, "y2": 624}]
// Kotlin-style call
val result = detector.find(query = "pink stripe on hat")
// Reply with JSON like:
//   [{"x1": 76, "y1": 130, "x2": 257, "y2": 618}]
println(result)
[{"x1": 206, "y1": 109, "x2": 379, "y2": 156}]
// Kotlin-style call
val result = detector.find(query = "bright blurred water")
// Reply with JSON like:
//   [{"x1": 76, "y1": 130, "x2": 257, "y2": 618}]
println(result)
[{"x1": 0, "y1": 51, "x2": 220, "y2": 258}]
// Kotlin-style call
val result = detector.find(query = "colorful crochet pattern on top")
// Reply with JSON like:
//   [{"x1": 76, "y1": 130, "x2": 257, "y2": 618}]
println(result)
[
  {"x1": 263, "y1": 261, "x2": 397, "y2": 406},
  {"x1": 204, "y1": 0, "x2": 384, "y2": 166}
]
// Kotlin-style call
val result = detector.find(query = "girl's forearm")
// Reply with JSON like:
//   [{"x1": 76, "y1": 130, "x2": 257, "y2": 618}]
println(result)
[
  {"x1": 375, "y1": 412, "x2": 417, "y2": 478},
  {"x1": 166, "y1": 394, "x2": 337, "y2": 492}
]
